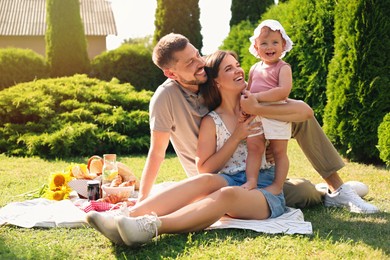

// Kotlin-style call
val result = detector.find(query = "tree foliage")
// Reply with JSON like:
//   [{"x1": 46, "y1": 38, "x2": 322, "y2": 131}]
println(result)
[
  {"x1": 154, "y1": 0, "x2": 203, "y2": 53},
  {"x1": 230, "y1": 0, "x2": 274, "y2": 27},
  {"x1": 220, "y1": 20, "x2": 257, "y2": 80},
  {"x1": 224, "y1": 0, "x2": 336, "y2": 123},
  {"x1": 378, "y1": 113, "x2": 390, "y2": 166},
  {"x1": 262, "y1": 0, "x2": 336, "y2": 124},
  {"x1": 45, "y1": 0, "x2": 90, "y2": 77},
  {"x1": 222, "y1": 0, "x2": 389, "y2": 164},
  {"x1": 323, "y1": 0, "x2": 390, "y2": 163}
]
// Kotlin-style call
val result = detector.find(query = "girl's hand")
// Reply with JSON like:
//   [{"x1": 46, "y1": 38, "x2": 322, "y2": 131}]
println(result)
[
  {"x1": 241, "y1": 180, "x2": 257, "y2": 190},
  {"x1": 240, "y1": 91, "x2": 259, "y2": 115}
]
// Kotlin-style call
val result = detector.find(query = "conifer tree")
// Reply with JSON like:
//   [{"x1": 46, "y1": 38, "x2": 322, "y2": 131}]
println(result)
[
  {"x1": 46, "y1": 0, "x2": 90, "y2": 77},
  {"x1": 154, "y1": 0, "x2": 202, "y2": 52},
  {"x1": 323, "y1": 0, "x2": 390, "y2": 163},
  {"x1": 230, "y1": 0, "x2": 274, "y2": 27}
]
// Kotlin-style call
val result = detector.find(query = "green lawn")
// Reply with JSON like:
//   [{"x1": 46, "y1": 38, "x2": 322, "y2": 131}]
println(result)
[{"x1": 0, "y1": 140, "x2": 389, "y2": 259}]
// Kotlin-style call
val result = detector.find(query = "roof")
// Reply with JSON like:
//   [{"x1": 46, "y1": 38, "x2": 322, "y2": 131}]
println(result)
[{"x1": 0, "y1": 0, "x2": 117, "y2": 36}]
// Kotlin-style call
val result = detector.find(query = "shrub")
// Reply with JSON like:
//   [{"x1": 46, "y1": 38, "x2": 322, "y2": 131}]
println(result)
[
  {"x1": 0, "y1": 75, "x2": 152, "y2": 158},
  {"x1": 0, "y1": 48, "x2": 49, "y2": 91},
  {"x1": 378, "y1": 113, "x2": 390, "y2": 167},
  {"x1": 91, "y1": 43, "x2": 164, "y2": 92},
  {"x1": 323, "y1": 0, "x2": 390, "y2": 163}
]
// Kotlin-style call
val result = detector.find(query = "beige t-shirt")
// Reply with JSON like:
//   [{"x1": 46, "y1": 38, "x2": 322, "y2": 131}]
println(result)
[{"x1": 149, "y1": 79, "x2": 209, "y2": 177}]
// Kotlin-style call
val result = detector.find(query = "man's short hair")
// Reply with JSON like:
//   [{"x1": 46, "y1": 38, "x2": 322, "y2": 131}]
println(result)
[{"x1": 152, "y1": 33, "x2": 189, "y2": 70}]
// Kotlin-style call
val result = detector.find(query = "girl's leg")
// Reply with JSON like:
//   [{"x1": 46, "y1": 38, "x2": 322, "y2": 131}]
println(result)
[
  {"x1": 129, "y1": 174, "x2": 228, "y2": 217},
  {"x1": 245, "y1": 134, "x2": 265, "y2": 190},
  {"x1": 270, "y1": 140, "x2": 289, "y2": 193},
  {"x1": 158, "y1": 186, "x2": 270, "y2": 234}
]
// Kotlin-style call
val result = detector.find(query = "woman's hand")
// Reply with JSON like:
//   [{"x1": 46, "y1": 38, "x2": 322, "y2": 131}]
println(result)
[{"x1": 231, "y1": 114, "x2": 260, "y2": 141}]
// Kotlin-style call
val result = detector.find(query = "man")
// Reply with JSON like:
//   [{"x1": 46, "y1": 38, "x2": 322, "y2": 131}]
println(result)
[{"x1": 138, "y1": 33, "x2": 378, "y2": 213}]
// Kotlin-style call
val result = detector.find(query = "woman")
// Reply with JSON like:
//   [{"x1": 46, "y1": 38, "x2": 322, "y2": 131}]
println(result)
[{"x1": 86, "y1": 50, "x2": 286, "y2": 247}]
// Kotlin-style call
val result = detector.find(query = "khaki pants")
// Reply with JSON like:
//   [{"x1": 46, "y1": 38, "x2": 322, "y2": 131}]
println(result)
[
  {"x1": 283, "y1": 178, "x2": 322, "y2": 208},
  {"x1": 282, "y1": 117, "x2": 345, "y2": 208}
]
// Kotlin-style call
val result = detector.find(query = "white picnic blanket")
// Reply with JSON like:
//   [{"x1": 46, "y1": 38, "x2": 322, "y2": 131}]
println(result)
[
  {"x1": 207, "y1": 208, "x2": 312, "y2": 234},
  {"x1": 0, "y1": 198, "x2": 87, "y2": 228},
  {"x1": 0, "y1": 182, "x2": 312, "y2": 234}
]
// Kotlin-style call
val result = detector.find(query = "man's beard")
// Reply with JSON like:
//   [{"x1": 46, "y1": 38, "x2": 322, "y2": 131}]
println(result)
[{"x1": 177, "y1": 74, "x2": 207, "y2": 86}]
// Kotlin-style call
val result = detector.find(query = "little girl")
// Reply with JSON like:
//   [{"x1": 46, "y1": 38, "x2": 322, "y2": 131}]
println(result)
[{"x1": 242, "y1": 20, "x2": 293, "y2": 195}]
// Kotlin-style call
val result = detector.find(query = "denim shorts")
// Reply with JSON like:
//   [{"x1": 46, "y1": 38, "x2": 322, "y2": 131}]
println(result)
[{"x1": 220, "y1": 166, "x2": 286, "y2": 218}]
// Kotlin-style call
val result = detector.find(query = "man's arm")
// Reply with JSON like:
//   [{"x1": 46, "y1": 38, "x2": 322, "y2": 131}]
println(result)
[
  {"x1": 137, "y1": 130, "x2": 170, "y2": 202},
  {"x1": 240, "y1": 90, "x2": 313, "y2": 122}
]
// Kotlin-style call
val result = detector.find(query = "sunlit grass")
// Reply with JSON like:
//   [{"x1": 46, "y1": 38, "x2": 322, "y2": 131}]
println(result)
[{"x1": 0, "y1": 140, "x2": 389, "y2": 259}]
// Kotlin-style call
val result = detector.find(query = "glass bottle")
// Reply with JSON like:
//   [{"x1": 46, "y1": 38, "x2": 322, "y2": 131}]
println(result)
[{"x1": 102, "y1": 154, "x2": 119, "y2": 186}]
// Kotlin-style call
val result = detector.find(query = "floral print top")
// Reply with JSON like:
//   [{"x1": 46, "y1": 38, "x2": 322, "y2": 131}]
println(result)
[{"x1": 208, "y1": 111, "x2": 247, "y2": 175}]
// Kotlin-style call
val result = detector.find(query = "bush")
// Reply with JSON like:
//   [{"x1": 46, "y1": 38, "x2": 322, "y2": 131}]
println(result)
[
  {"x1": 0, "y1": 75, "x2": 153, "y2": 158},
  {"x1": 91, "y1": 43, "x2": 165, "y2": 92},
  {"x1": 378, "y1": 113, "x2": 390, "y2": 167},
  {"x1": 0, "y1": 48, "x2": 49, "y2": 91},
  {"x1": 323, "y1": 0, "x2": 390, "y2": 163}
]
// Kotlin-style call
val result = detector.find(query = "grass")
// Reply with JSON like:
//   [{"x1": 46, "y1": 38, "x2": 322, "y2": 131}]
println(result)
[{"x1": 0, "y1": 140, "x2": 389, "y2": 259}]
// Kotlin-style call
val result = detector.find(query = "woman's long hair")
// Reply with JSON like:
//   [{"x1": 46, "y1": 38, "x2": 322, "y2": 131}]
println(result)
[{"x1": 200, "y1": 50, "x2": 238, "y2": 111}]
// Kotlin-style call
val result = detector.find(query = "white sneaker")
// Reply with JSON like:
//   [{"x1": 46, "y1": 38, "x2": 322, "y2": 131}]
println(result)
[
  {"x1": 86, "y1": 204, "x2": 129, "y2": 245},
  {"x1": 324, "y1": 184, "x2": 379, "y2": 214},
  {"x1": 116, "y1": 213, "x2": 162, "y2": 247}
]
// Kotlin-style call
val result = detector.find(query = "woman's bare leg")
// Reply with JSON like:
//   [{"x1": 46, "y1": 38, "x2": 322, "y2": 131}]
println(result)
[
  {"x1": 86, "y1": 175, "x2": 228, "y2": 245},
  {"x1": 159, "y1": 186, "x2": 270, "y2": 234},
  {"x1": 129, "y1": 174, "x2": 228, "y2": 217}
]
